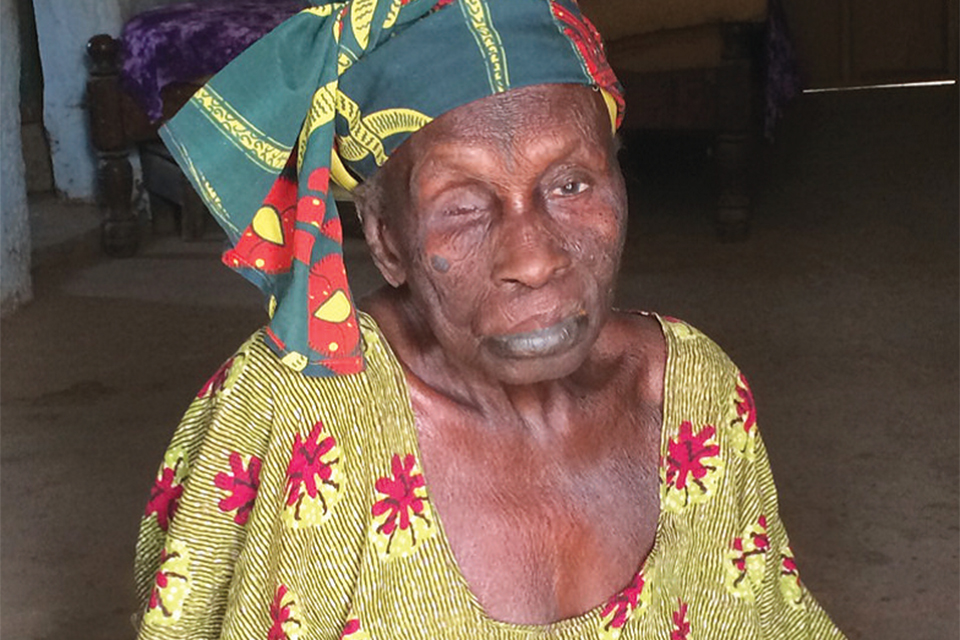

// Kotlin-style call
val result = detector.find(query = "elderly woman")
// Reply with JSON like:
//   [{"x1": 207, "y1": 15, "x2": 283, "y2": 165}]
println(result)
[{"x1": 136, "y1": 1, "x2": 844, "y2": 638}]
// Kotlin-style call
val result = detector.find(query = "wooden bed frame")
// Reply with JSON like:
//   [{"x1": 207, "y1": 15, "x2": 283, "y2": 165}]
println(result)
[{"x1": 87, "y1": 34, "x2": 209, "y2": 257}]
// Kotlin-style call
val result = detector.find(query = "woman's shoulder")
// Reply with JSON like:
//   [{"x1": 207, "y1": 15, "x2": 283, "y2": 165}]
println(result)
[
  {"x1": 654, "y1": 314, "x2": 739, "y2": 376},
  {"x1": 614, "y1": 312, "x2": 744, "y2": 422},
  {"x1": 198, "y1": 313, "x2": 402, "y2": 404},
  {"x1": 648, "y1": 314, "x2": 762, "y2": 458},
  {"x1": 614, "y1": 311, "x2": 739, "y2": 375}
]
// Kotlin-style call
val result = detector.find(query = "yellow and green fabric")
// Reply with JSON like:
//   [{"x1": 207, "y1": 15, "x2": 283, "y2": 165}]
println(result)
[
  {"x1": 136, "y1": 314, "x2": 846, "y2": 638},
  {"x1": 160, "y1": 0, "x2": 623, "y2": 378}
]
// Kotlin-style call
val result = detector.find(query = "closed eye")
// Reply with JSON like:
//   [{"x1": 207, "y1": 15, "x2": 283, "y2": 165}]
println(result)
[{"x1": 443, "y1": 204, "x2": 482, "y2": 217}]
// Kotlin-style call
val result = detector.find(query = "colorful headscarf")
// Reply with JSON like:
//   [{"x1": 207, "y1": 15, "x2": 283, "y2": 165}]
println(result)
[{"x1": 160, "y1": 0, "x2": 623, "y2": 377}]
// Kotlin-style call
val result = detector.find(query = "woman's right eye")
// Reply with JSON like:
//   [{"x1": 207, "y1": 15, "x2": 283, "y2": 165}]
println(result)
[
  {"x1": 428, "y1": 185, "x2": 492, "y2": 221},
  {"x1": 444, "y1": 205, "x2": 479, "y2": 217}
]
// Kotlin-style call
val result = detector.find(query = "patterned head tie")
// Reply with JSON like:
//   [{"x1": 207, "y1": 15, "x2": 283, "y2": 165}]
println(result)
[{"x1": 161, "y1": 0, "x2": 624, "y2": 377}]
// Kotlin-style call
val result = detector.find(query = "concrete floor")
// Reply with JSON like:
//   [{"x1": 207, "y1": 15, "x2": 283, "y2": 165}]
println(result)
[{"x1": 2, "y1": 87, "x2": 957, "y2": 639}]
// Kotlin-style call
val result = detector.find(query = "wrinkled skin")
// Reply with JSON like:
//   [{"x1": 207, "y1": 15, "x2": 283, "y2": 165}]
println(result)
[{"x1": 360, "y1": 84, "x2": 666, "y2": 625}]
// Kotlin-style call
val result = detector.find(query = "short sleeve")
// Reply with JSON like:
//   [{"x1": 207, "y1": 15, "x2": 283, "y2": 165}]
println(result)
[
  {"x1": 725, "y1": 371, "x2": 845, "y2": 639},
  {"x1": 135, "y1": 332, "x2": 274, "y2": 637}
]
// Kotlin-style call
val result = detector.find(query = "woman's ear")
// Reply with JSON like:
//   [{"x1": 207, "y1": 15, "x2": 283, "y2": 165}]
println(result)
[{"x1": 358, "y1": 198, "x2": 407, "y2": 288}]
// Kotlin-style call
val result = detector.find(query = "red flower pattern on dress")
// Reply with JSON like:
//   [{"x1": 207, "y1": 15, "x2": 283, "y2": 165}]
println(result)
[
  {"x1": 726, "y1": 515, "x2": 770, "y2": 599},
  {"x1": 372, "y1": 454, "x2": 430, "y2": 553},
  {"x1": 734, "y1": 373, "x2": 757, "y2": 433},
  {"x1": 286, "y1": 421, "x2": 341, "y2": 520},
  {"x1": 340, "y1": 618, "x2": 371, "y2": 639},
  {"x1": 196, "y1": 357, "x2": 234, "y2": 399},
  {"x1": 671, "y1": 600, "x2": 691, "y2": 640},
  {"x1": 661, "y1": 421, "x2": 724, "y2": 511},
  {"x1": 665, "y1": 422, "x2": 720, "y2": 491},
  {"x1": 340, "y1": 619, "x2": 362, "y2": 638},
  {"x1": 779, "y1": 546, "x2": 806, "y2": 609},
  {"x1": 732, "y1": 515, "x2": 770, "y2": 571},
  {"x1": 600, "y1": 571, "x2": 647, "y2": 631},
  {"x1": 267, "y1": 585, "x2": 301, "y2": 640},
  {"x1": 214, "y1": 452, "x2": 262, "y2": 525},
  {"x1": 148, "y1": 548, "x2": 188, "y2": 617},
  {"x1": 728, "y1": 372, "x2": 760, "y2": 459},
  {"x1": 145, "y1": 457, "x2": 183, "y2": 532},
  {"x1": 782, "y1": 554, "x2": 798, "y2": 576}
]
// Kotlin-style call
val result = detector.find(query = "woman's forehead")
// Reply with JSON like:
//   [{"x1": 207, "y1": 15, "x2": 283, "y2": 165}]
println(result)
[
  {"x1": 368, "y1": 83, "x2": 611, "y2": 203},
  {"x1": 391, "y1": 84, "x2": 608, "y2": 172}
]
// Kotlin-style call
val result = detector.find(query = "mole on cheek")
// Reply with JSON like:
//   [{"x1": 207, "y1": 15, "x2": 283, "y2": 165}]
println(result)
[{"x1": 430, "y1": 255, "x2": 451, "y2": 273}]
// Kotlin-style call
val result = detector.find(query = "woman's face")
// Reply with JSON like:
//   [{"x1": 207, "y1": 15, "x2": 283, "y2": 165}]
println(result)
[{"x1": 372, "y1": 84, "x2": 628, "y2": 385}]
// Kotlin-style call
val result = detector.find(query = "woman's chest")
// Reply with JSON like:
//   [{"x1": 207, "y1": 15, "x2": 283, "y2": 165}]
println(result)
[{"x1": 415, "y1": 411, "x2": 661, "y2": 625}]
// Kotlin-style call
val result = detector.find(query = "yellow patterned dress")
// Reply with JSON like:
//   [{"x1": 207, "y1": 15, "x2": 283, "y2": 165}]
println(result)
[{"x1": 135, "y1": 313, "x2": 845, "y2": 639}]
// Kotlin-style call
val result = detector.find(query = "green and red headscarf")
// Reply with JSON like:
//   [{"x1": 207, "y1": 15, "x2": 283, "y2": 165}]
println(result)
[{"x1": 161, "y1": 0, "x2": 623, "y2": 377}]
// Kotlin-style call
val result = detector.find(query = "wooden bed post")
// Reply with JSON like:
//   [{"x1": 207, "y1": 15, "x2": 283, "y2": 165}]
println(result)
[
  {"x1": 715, "y1": 22, "x2": 759, "y2": 241},
  {"x1": 87, "y1": 35, "x2": 139, "y2": 257}
]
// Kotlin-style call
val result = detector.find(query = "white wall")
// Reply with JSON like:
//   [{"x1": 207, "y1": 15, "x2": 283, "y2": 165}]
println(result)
[
  {"x1": 2, "y1": 0, "x2": 33, "y2": 314},
  {"x1": 30, "y1": 0, "x2": 210, "y2": 201},
  {"x1": 33, "y1": 0, "x2": 124, "y2": 200}
]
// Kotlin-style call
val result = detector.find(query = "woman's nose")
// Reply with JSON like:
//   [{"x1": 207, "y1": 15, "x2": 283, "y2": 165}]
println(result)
[{"x1": 492, "y1": 206, "x2": 571, "y2": 289}]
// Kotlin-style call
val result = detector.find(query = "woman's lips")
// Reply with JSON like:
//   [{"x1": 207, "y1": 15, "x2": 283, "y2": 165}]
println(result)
[{"x1": 484, "y1": 313, "x2": 588, "y2": 359}]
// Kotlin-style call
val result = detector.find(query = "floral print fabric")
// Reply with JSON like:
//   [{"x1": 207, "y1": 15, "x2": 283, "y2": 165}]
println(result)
[{"x1": 134, "y1": 313, "x2": 845, "y2": 639}]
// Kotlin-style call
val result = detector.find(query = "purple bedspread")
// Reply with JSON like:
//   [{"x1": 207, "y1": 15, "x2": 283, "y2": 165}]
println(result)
[{"x1": 120, "y1": 0, "x2": 306, "y2": 121}]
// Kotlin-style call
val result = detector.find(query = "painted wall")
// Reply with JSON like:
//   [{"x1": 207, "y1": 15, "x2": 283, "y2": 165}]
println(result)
[
  {"x1": 2, "y1": 0, "x2": 33, "y2": 314},
  {"x1": 33, "y1": 0, "x2": 124, "y2": 200}
]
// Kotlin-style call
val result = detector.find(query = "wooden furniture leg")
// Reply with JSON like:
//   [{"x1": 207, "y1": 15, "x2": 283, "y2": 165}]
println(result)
[
  {"x1": 87, "y1": 35, "x2": 139, "y2": 257},
  {"x1": 141, "y1": 140, "x2": 210, "y2": 240},
  {"x1": 715, "y1": 23, "x2": 759, "y2": 241}
]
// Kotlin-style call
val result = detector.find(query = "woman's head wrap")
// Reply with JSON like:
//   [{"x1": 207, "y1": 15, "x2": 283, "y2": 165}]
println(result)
[{"x1": 161, "y1": 0, "x2": 623, "y2": 377}]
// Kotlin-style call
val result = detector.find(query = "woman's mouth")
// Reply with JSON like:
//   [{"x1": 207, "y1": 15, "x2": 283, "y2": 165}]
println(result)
[{"x1": 484, "y1": 313, "x2": 588, "y2": 359}]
